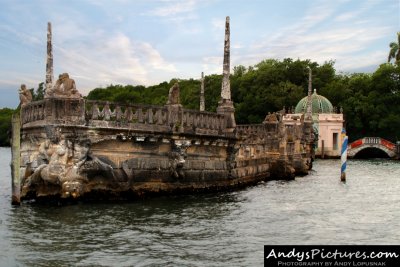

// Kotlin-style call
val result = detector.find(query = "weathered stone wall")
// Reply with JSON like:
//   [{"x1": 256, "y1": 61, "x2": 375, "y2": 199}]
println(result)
[
  {"x1": 19, "y1": 97, "x2": 313, "y2": 201},
  {"x1": 233, "y1": 120, "x2": 313, "y2": 182}
]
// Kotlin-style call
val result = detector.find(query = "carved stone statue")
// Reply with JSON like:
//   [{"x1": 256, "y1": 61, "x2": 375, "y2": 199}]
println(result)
[
  {"x1": 45, "y1": 73, "x2": 81, "y2": 98},
  {"x1": 21, "y1": 138, "x2": 116, "y2": 199},
  {"x1": 167, "y1": 83, "x2": 180, "y2": 105},
  {"x1": 263, "y1": 112, "x2": 278, "y2": 123},
  {"x1": 19, "y1": 84, "x2": 32, "y2": 106},
  {"x1": 169, "y1": 142, "x2": 189, "y2": 179}
]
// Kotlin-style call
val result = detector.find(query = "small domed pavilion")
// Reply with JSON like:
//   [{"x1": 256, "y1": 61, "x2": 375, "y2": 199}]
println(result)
[
  {"x1": 295, "y1": 89, "x2": 334, "y2": 116},
  {"x1": 283, "y1": 70, "x2": 344, "y2": 158}
]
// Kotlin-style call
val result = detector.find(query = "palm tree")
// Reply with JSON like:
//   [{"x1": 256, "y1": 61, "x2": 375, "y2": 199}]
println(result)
[{"x1": 388, "y1": 32, "x2": 400, "y2": 65}]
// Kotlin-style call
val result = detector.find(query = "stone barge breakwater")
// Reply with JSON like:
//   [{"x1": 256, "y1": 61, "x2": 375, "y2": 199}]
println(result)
[
  {"x1": 16, "y1": 97, "x2": 314, "y2": 201},
  {"x1": 11, "y1": 18, "x2": 314, "y2": 203}
]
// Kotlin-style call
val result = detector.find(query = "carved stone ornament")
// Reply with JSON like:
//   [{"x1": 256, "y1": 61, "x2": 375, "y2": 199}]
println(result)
[
  {"x1": 169, "y1": 141, "x2": 189, "y2": 179},
  {"x1": 19, "y1": 84, "x2": 33, "y2": 106},
  {"x1": 167, "y1": 83, "x2": 180, "y2": 105},
  {"x1": 45, "y1": 73, "x2": 81, "y2": 98}
]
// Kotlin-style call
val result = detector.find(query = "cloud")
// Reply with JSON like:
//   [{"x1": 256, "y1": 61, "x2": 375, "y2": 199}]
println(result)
[
  {"x1": 144, "y1": 0, "x2": 198, "y2": 17},
  {"x1": 252, "y1": 1, "x2": 337, "y2": 50},
  {"x1": 0, "y1": 24, "x2": 41, "y2": 46},
  {"x1": 238, "y1": 0, "x2": 392, "y2": 72},
  {"x1": 0, "y1": 72, "x2": 42, "y2": 91},
  {"x1": 0, "y1": 1, "x2": 181, "y2": 101},
  {"x1": 241, "y1": 26, "x2": 390, "y2": 72},
  {"x1": 211, "y1": 18, "x2": 225, "y2": 31},
  {"x1": 334, "y1": 0, "x2": 379, "y2": 22},
  {"x1": 0, "y1": 0, "x2": 397, "y2": 109},
  {"x1": 290, "y1": 1, "x2": 336, "y2": 34},
  {"x1": 336, "y1": 51, "x2": 387, "y2": 71},
  {"x1": 54, "y1": 32, "x2": 177, "y2": 94},
  {"x1": 202, "y1": 56, "x2": 222, "y2": 75},
  {"x1": 86, "y1": 0, "x2": 131, "y2": 7},
  {"x1": 136, "y1": 42, "x2": 177, "y2": 71}
]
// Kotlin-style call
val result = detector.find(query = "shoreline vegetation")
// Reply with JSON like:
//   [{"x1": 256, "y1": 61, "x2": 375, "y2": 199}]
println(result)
[{"x1": 1, "y1": 57, "x2": 399, "y2": 146}]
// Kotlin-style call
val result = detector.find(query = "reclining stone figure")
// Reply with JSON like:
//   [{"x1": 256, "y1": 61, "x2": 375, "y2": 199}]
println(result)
[{"x1": 45, "y1": 73, "x2": 81, "y2": 98}]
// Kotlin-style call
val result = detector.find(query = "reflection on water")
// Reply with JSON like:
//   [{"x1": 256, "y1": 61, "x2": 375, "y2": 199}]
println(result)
[{"x1": 1, "y1": 147, "x2": 400, "y2": 266}]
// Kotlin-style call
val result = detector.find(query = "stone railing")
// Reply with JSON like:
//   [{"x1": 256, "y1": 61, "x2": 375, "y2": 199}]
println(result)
[
  {"x1": 236, "y1": 123, "x2": 279, "y2": 137},
  {"x1": 21, "y1": 100, "x2": 46, "y2": 124},
  {"x1": 85, "y1": 100, "x2": 168, "y2": 125},
  {"x1": 21, "y1": 98, "x2": 85, "y2": 126},
  {"x1": 85, "y1": 100, "x2": 228, "y2": 136},
  {"x1": 364, "y1": 137, "x2": 380, "y2": 145},
  {"x1": 182, "y1": 109, "x2": 226, "y2": 135},
  {"x1": 20, "y1": 98, "x2": 232, "y2": 137}
]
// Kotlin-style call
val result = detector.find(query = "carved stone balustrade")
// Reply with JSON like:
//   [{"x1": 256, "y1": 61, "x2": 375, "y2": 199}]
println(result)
[
  {"x1": 21, "y1": 98, "x2": 85, "y2": 127},
  {"x1": 236, "y1": 123, "x2": 279, "y2": 139},
  {"x1": 84, "y1": 100, "x2": 172, "y2": 133},
  {"x1": 84, "y1": 101, "x2": 229, "y2": 136},
  {"x1": 182, "y1": 109, "x2": 226, "y2": 136},
  {"x1": 21, "y1": 98, "x2": 230, "y2": 138}
]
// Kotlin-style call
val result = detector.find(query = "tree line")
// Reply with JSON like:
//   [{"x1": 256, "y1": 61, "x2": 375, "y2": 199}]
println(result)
[{"x1": 1, "y1": 57, "x2": 399, "y2": 146}]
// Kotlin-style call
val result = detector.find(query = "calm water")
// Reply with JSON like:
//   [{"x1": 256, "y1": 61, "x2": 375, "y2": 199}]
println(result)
[{"x1": 1, "y1": 147, "x2": 400, "y2": 267}]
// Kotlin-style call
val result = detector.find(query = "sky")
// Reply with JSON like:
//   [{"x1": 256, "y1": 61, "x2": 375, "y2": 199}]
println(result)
[{"x1": 0, "y1": 0, "x2": 399, "y2": 108}]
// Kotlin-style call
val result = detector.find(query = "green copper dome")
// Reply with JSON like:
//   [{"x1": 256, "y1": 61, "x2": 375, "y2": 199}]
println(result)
[{"x1": 294, "y1": 89, "x2": 333, "y2": 114}]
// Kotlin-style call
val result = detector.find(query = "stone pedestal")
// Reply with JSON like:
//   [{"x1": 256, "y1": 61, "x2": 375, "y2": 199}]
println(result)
[
  {"x1": 44, "y1": 97, "x2": 86, "y2": 125},
  {"x1": 217, "y1": 99, "x2": 236, "y2": 132}
]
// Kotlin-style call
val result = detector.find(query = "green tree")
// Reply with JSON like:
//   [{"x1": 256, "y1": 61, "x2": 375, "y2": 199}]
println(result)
[
  {"x1": 26, "y1": 82, "x2": 45, "y2": 102},
  {"x1": 0, "y1": 108, "x2": 15, "y2": 146},
  {"x1": 388, "y1": 32, "x2": 400, "y2": 65},
  {"x1": 34, "y1": 82, "x2": 45, "y2": 101}
]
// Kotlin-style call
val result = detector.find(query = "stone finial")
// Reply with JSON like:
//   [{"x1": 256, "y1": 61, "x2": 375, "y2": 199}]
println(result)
[
  {"x1": 46, "y1": 22, "x2": 53, "y2": 93},
  {"x1": 167, "y1": 82, "x2": 180, "y2": 105},
  {"x1": 200, "y1": 72, "x2": 205, "y2": 111},
  {"x1": 221, "y1": 16, "x2": 231, "y2": 101},
  {"x1": 19, "y1": 84, "x2": 33, "y2": 106}
]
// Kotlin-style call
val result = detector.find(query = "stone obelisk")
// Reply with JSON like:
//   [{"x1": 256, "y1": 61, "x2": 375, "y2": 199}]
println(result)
[
  {"x1": 200, "y1": 72, "x2": 205, "y2": 111},
  {"x1": 46, "y1": 22, "x2": 53, "y2": 93},
  {"x1": 217, "y1": 16, "x2": 236, "y2": 130},
  {"x1": 305, "y1": 67, "x2": 312, "y2": 120}
]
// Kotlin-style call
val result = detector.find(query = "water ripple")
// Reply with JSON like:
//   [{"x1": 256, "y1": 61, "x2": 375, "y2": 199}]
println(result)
[{"x1": 1, "y1": 148, "x2": 400, "y2": 266}]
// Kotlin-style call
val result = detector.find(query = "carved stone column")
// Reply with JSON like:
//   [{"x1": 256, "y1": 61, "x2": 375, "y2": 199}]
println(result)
[
  {"x1": 305, "y1": 67, "x2": 312, "y2": 121},
  {"x1": 200, "y1": 72, "x2": 205, "y2": 112},
  {"x1": 217, "y1": 16, "x2": 236, "y2": 132},
  {"x1": 46, "y1": 22, "x2": 54, "y2": 93}
]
